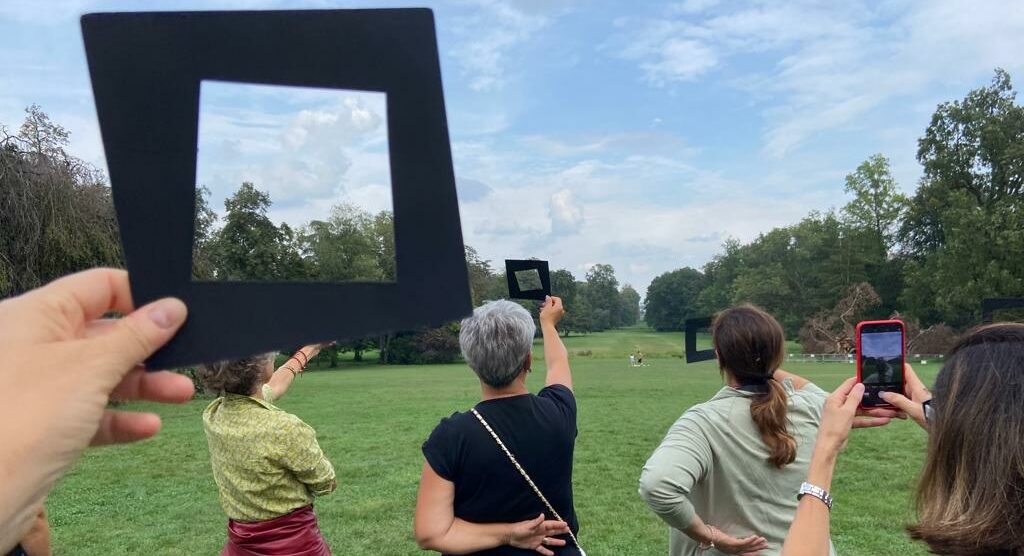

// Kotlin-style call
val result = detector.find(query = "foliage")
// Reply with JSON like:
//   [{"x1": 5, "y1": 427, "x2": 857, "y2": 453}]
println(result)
[
  {"x1": 383, "y1": 324, "x2": 461, "y2": 365},
  {"x1": 643, "y1": 267, "x2": 706, "y2": 331},
  {"x1": 0, "y1": 105, "x2": 122, "y2": 297},
  {"x1": 618, "y1": 284, "x2": 641, "y2": 327},
  {"x1": 206, "y1": 182, "x2": 306, "y2": 281}
]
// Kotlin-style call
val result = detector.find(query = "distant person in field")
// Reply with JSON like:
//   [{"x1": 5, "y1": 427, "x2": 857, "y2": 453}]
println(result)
[
  {"x1": 637, "y1": 351, "x2": 645, "y2": 366},
  {"x1": 196, "y1": 344, "x2": 336, "y2": 556},
  {"x1": 782, "y1": 324, "x2": 1024, "y2": 556},
  {"x1": 415, "y1": 297, "x2": 582, "y2": 555},
  {"x1": 630, "y1": 354, "x2": 637, "y2": 367},
  {"x1": 639, "y1": 304, "x2": 896, "y2": 555}
]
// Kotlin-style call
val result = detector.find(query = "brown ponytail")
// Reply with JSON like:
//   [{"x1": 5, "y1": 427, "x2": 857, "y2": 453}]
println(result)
[
  {"x1": 750, "y1": 378, "x2": 797, "y2": 468},
  {"x1": 711, "y1": 304, "x2": 795, "y2": 468}
]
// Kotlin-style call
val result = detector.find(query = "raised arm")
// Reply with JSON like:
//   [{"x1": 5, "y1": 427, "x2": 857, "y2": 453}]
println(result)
[
  {"x1": 782, "y1": 378, "x2": 897, "y2": 556},
  {"x1": 264, "y1": 343, "x2": 326, "y2": 402},
  {"x1": 414, "y1": 462, "x2": 569, "y2": 555},
  {"x1": 539, "y1": 296, "x2": 572, "y2": 391}
]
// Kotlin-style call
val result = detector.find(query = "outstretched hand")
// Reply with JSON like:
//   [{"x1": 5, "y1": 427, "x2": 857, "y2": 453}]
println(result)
[
  {"x1": 507, "y1": 514, "x2": 570, "y2": 556},
  {"x1": 539, "y1": 296, "x2": 565, "y2": 328},
  {"x1": 817, "y1": 378, "x2": 901, "y2": 455},
  {"x1": 0, "y1": 269, "x2": 191, "y2": 549},
  {"x1": 880, "y1": 363, "x2": 932, "y2": 429}
]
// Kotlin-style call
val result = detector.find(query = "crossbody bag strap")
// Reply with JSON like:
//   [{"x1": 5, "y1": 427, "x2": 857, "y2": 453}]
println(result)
[{"x1": 470, "y1": 407, "x2": 586, "y2": 556}]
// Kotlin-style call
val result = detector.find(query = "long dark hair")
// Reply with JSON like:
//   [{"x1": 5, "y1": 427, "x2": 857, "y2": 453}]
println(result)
[
  {"x1": 711, "y1": 304, "x2": 794, "y2": 468},
  {"x1": 908, "y1": 323, "x2": 1024, "y2": 556}
]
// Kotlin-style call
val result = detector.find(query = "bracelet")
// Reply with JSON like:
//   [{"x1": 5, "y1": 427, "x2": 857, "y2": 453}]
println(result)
[
  {"x1": 798, "y1": 482, "x2": 834, "y2": 510},
  {"x1": 292, "y1": 351, "x2": 309, "y2": 368},
  {"x1": 697, "y1": 524, "x2": 715, "y2": 551},
  {"x1": 280, "y1": 366, "x2": 298, "y2": 378}
]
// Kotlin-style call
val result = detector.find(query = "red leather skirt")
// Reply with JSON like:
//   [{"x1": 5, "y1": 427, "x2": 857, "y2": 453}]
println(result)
[{"x1": 222, "y1": 505, "x2": 331, "y2": 556}]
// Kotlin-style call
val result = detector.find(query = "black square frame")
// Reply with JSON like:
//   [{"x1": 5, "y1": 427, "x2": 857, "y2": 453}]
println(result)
[
  {"x1": 505, "y1": 260, "x2": 551, "y2": 301},
  {"x1": 982, "y1": 298, "x2": 1024, "y2": 323},
  {"x1": 685, "y1": 316, "x2": 716, "y2": 363},
  {"x1": 81, "y1": 9, "x2": 470, "y2": 368}
]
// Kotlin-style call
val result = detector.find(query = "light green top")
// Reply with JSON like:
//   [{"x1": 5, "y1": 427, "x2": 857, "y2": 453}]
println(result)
[
  {"x1": 203, "y1": 387, "x2": 335, "y2": 522},
  {"x1": 639, "y1": 379, "x2": 834, "y2": 556}
]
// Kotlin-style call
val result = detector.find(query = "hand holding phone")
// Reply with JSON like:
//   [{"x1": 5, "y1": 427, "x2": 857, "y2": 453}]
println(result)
[{"x1": 856, "y1": 320, "x2": 906, "y2": 408}]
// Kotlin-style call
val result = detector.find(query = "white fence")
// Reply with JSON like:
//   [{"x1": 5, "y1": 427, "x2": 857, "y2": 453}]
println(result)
[{"x1": 785, "y1": 353, "x2": 946, "y2": 364}]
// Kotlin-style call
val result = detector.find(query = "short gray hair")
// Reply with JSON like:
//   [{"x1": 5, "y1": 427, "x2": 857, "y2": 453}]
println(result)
[{"x1": 460, "y1": 300, "x2": 535, "y2": 387}]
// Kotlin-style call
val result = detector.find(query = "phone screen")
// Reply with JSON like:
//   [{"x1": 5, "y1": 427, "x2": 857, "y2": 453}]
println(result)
[{"x1": 859, "y1": 323, "x2": 904, "y2": 407}]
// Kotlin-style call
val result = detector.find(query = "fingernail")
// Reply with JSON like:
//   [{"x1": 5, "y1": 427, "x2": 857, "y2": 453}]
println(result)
[{"x1": 148, "y1": 298, "x2": 187, "y2": 329}]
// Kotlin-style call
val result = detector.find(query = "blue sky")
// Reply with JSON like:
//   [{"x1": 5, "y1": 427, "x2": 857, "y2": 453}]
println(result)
[{"x1": 2, "y1": 0, "x2": 1023, "y2": 296}]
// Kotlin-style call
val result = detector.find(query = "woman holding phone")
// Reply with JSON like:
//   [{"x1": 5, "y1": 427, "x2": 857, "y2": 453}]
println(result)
[
  {"x1": 639, "y1": 304, "x2": 896, "y2": 555},
  {"x1": 782, "y1": 323, "x2": 1024, "y2": 556}
]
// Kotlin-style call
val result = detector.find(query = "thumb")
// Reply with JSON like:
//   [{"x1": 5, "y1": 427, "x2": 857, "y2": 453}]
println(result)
[
  {"x1": 530, "y1": 513, "x2": 545, "y2": 527},
  {"x1": 842, "y1": 382, "x2": 865, "y2": 412},
  {"x1": 879, "y1": 391, "x2": 916, "y2": 413},
  {"x1": 87, "y1": 297, "x2": 187, "y2": 374}
]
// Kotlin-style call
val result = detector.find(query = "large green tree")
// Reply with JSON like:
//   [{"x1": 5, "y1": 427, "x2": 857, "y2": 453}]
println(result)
[
  {"x1": 618, "y1": 284, "x2": 641, "y2": 327},
  {"x1": 900, "y1": 69, "x2": 1024, "y2": 325},
  {"x1": 581, "y1": 264, "x2": 620, "y2": 330},
  {"x1": 644, "y1": 267, "x2": 706, "y2": 331},
  {"x1": 208, "y1": 182, "x2": 305, "y2": 281},
  {"x1": 1, "y1": 106, "x2": 122, "y2": 297}
]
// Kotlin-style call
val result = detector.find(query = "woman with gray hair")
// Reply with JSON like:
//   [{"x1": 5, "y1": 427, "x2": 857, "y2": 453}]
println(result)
[{"x1": 415, "y1": 297, "x2": 581, "y2": 556}]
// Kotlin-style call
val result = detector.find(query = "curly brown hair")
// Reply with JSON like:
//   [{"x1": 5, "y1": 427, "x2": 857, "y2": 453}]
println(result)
[{"x1": 195, "y1": 354, "x2": 274, "y2": 396}]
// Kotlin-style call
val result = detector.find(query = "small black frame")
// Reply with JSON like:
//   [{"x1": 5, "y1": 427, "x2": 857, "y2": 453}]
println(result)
[
  {"x1": 81, "y1": 9, "x2": 470, "y2": 368},
  {"x1": 982, "y1": 298, "x2": 1024, "y2": 323},
  {"x1": 505, "y1": 260, "x2": 551, "y2": 301},
  {"x1": 685, "y1": 316, "x2": 716, "y2": 363}
]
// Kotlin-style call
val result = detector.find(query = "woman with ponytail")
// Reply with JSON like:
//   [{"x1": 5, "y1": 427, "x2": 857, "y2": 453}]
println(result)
[{"x1": 640, "y1": 305, "x2": 865, "y2": 556}]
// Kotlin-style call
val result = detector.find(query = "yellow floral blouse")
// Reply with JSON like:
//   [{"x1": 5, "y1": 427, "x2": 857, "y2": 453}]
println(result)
[{"x1": 203, "y1": 387, "x2": 336, "y2": 522}]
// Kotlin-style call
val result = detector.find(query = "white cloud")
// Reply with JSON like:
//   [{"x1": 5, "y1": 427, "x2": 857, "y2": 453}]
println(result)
[
  {"x1": 549, "y1": 189, "x2": 584, "y2": 234},
  {"x1": 641, "y1": 38, "x2": 719, "y2": 84},
  {"x1": 615, "y1": 0, "x2": 1024, "y2": 157},
  {"x1": 196, "y1": 83, "x2": 392, "y2": 225}
]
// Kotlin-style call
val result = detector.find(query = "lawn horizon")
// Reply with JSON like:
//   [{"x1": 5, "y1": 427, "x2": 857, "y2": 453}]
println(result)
[{"x1": 47, "y1": 326, "x2": 935, "y2": 555}]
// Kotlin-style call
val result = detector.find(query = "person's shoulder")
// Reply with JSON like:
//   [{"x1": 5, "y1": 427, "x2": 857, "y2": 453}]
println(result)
[
  {"x1": 537, "y1": 383, "x2": 575, "y2": 400},
  {"x1": 429, "y1": 410, "x2": 474, "y2": 437}
]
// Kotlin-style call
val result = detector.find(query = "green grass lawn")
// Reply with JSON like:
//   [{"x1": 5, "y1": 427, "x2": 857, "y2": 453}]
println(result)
[{"x1": 47, "y1": 328, "x2": 937, "y2": 555}]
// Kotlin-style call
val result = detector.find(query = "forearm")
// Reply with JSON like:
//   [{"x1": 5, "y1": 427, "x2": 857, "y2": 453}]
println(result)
[
  {"x1": 268, "y1": 345, "x2": 321, "y2": 400},
  {"x1": 682, "y1": 513, "x2": 715, "y2": 546},
  {"x1": 419, "y1": 519, "x2": 512, "y2": 554},
  {"x1": 542, "y1": 323, "x2": 572, "y2": 389},
  {"x1": 781, "y1": 446, "x2": 837, "y2": 556},
  {"x1": 265, "y1": 366, "x2": 298, "y2": 401}
]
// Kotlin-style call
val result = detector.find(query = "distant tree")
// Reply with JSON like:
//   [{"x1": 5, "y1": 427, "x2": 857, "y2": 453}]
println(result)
[
  {"x1": 618, "y1": 284, "x2": 641, "y2": 326},
  {"x1": 644, "y1": 267, "x2": 706, "y2": 332},
  {"x1": 192, "y1": 185, "x2": 219, "y2": 280},
  {"x1": 1, "y1": 106, "x2": 122, "y2": 298},
  {"x1": 842, "y1": 154, "x2": 908, "y2": 257},
  {"x1": 550, "y1": 269, "x2": 585, "y2": 335},
  {"x1": 301, "y1": 203, "x2": 383, "y2": 282},
  {"x1": 581, "y1": 264, "x2": 620, "y2": 330},
  {"x1": 900, "y1": 69, "x2": 1024, "y2": 325}
]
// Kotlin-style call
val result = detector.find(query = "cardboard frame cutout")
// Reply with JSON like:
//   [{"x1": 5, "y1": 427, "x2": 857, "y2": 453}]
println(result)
[
  {"x1": 982, "y1": 298, "x2": 1024, "y2": 323},
  {"x1": 505, "y1": 260, "x2": 551, "y2": 301},
  {"x1": 685, "y1": 316, "x2": 716, "y2": 363},
  {"x1": 81, "y1": 9, "x2": 470, "y2": 368}
]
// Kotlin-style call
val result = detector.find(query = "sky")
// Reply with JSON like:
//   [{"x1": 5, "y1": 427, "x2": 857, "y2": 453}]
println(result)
[{"x1": 2, "y1": 0, "x2": 1024, "y2": 296}]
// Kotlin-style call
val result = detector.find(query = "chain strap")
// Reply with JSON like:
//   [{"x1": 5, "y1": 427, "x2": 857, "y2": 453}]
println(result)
[{"x1": 470, "y1": 408, "x2": 586, "y2": 556}]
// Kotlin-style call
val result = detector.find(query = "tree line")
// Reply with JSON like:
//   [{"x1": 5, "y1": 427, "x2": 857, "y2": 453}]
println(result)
[
  {"x1": 1, "y1": 106, "x2": 640, "y2": 365},
  {"x1": 643, "y1": 69, "x2": 1024, "y2": 353}
]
